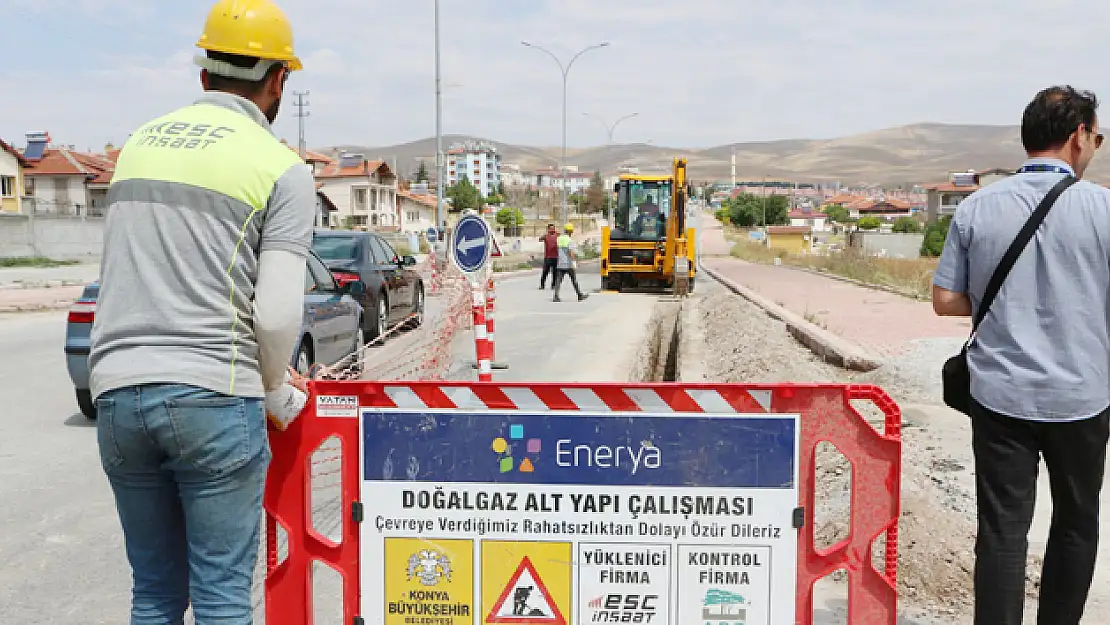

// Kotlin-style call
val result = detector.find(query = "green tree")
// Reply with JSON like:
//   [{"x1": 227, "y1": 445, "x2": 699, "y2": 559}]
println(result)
[
  {"x1": 857, "y1": 216, "x2": 882, "y2": 230},
  {"x1": 726, "y1": 193, "x2": 789, "y2": 227},
  {"x1": 495, "y1": 206, "x2": 524, "y2": 229},
  {"x1": 584, "y1": 171, "x2": 606, "y2": 213},
  {"x1": 414, "y1": 160, "x2": 430, "y2": 183},
  {"x1": 569, "y1": 192, "x2": 588, "y2": 213},
  {"x1": 823, "y1": 203, "x2": 850, "y2": 224},
  {"x1": 446, "y1": 175, "x2": 480, "y2": 212},
  {"x1": 921, "y1": 215, "x2": 952, "y2": 257},
  {"x1": 892, "y1": 216, "x2": 922, "y2": 233}
]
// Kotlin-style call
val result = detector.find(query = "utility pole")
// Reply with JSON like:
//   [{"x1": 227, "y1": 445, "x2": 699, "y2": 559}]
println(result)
[
  {"x1": 293, "y1": 90, "x2": 310, "y2": 161},
  {"x1": 434, "y1": 0, "x2": 445, "y2": 244},
  {"x1": 762, "y1": 174, "x2": 768, "y2": 230}
]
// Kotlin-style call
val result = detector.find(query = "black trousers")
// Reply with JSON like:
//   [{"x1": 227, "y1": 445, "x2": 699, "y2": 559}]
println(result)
[
  {"x1": 539, "y1": 258, "x2": 558, "y2": 288},
  {"x1": 552, "y1": 268, "x2": 581, "y2": 299},
  {"x1": 969, "y1": 400, "x2": 1109, "y2": 625}
]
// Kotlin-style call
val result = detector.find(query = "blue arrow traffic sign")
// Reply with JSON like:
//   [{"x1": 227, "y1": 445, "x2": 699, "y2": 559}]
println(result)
[{"x1": 451, "y1": 215, "x2": 491, "y2": 274}]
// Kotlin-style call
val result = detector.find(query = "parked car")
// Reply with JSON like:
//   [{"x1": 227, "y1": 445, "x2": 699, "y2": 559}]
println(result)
[
  {"x1": 311, "y1": 230, "x2": 425, "y2": 342},
  {"x1": 64, "y1": 251, "x2": 365, "y2": 420}
]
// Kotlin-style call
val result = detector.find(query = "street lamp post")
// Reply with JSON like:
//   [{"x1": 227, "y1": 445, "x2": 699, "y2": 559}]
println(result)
[
  {"x1": 434, "y1": 0, "x2": 444, "y2": 252},
  {"x1": 521, "y1": 40, "x2": 610, "y2": 225},
  {"x1": 583, "y1": 111, "x2": 638, "y2": 224}
]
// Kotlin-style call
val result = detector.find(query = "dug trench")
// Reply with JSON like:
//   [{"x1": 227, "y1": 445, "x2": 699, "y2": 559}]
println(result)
[{"x1": 627, "y1": 275, "x2": 1050, "y2": 623}]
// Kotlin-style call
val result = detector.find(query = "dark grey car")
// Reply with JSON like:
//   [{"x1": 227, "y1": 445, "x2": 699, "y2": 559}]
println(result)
[{"x1": 311, "y1": 230, "x2": 425, "y2": 342}]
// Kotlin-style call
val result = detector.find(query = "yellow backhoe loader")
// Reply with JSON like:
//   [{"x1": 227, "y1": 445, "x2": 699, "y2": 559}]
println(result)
[{"x1": 600, "y1": 157, "x2": 696, "y2": 295}]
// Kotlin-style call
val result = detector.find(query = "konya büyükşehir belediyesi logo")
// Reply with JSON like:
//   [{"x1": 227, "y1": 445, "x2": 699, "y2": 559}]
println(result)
[{"x1": 492, "y1": 424, "x2": 540, "y2": 473}]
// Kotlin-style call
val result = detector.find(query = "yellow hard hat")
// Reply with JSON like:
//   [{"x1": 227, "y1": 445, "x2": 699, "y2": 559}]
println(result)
[
  {"x1": 196, "y1": 0, "x2": 303, "y2": 71},
  {"x1": 564, "y1": 222, "x2": 575, "y2": 232}
]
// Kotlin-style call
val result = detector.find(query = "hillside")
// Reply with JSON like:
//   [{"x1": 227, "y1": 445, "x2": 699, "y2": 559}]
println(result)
[{"x1": 321, "y1": 123, "x2": 1110, "y2": 187}]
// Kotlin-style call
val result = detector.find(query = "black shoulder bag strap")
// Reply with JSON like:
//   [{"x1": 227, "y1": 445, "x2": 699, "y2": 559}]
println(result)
[{"x1": 966, "y1": 174, "x2": 1078, "y2": 343}]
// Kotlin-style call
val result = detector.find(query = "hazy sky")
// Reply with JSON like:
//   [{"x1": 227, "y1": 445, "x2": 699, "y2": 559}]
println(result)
[{"x1": 4, "y1": 0, "x2": 1110, "y2": 152}]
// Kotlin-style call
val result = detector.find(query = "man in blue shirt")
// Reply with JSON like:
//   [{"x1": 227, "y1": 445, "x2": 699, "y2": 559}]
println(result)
[{"x1": 933, "y1": 85, "x2": 1110, "y2": 625}]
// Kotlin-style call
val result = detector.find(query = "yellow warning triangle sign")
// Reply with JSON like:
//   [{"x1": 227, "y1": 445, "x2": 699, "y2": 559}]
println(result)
[{"x1": 485, "y1": 556, "x2": 566, "y2": 624}]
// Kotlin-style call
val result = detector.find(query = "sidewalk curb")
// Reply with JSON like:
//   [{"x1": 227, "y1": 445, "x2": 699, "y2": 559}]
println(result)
[
  {"x1": 0, "y1": 279, "x2": 91, "y2": 290},
  {"x1": 700, "y1": 263, "x2": 882, "y2": 372},
  {"x1": 0, "y1": 300, "x2": 75, "y2": 314}
]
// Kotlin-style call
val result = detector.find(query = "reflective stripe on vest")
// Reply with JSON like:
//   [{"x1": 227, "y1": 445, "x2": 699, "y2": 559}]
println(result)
[{"x1": 112, "y1": 102, "x2": 301, "y2": 211}]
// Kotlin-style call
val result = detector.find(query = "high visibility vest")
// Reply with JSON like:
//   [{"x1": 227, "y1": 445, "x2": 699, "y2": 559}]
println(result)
[
  {"x1": 96, "y1": 101, "x2": 305, "y2": 397},
  {"x1": 112, "y1": 102, "x2": 302, "y2": 211}
]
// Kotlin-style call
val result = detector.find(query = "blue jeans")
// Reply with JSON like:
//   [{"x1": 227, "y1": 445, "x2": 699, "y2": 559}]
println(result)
[{"x1": 96, "y1": 384, "x2": 270, "y2": 625}]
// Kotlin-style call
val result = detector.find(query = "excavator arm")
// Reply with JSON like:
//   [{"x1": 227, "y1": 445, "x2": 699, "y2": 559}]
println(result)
[{"x1": 670, "y1": 158, "x2": 691, "y2": 296}]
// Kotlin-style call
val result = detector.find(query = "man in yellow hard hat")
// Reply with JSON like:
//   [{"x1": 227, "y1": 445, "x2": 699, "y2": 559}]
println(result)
[
  {"x1": 553, "y1": 222, "x2": 587, "y2": 302},
  {"x1": 88, "y1": 1, "x2": 317, "y2": 622}
]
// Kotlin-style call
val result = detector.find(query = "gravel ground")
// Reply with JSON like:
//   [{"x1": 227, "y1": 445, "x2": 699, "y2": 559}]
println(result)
[{"x1": 694, "y1": 278, "x2": 1045, "y2": 622}]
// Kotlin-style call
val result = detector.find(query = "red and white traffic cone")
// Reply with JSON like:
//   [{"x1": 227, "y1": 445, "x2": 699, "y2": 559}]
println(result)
[
  {"x1": 471, "y1": 284, "x2": 492, "y2": 382},
  {"x1": 485, "y1": 276, "x2": 496, "y2": 363}
]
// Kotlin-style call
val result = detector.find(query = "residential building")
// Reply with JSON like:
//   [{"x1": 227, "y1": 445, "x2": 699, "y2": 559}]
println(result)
[
  {"x1": 788, "y1": 209, "x2": 827, "y2": 232},
  {"x1": 21, "y1": 132, "x2": 114, "y2": 216},
  {"x1": 0, "y1": 138, "x2": 30, "y2": 213},
  {"x1": 849, "y1": 198, "x2": 913, "y2": 220},
  {"x1": 280, "y1": 139, "x2": 335, "y2": 176},
  {"x1": 498, "y1": 163, "x2": 527, "y2": 188},
  {"x1": 316, "y1": 153, "x2": 399, "y2": 229},
  {"x1": 923, "y1": 170, "x2": 987, "y2": 222},
  {"x1": 765, "y1": 225, "x2": 813, "y2": 254},
  {"x1": 397, "y1": 190, "x2": 437, "y2": 234},
  {"x1": 531, "y1": 168, "x2": 592, "y2": 194},
  {"x1": 315, "y1": 186, "x2": 338, "y2": 228},
  {"x1": 446, "y1": 140, "x2": 501, "y2": 197}
]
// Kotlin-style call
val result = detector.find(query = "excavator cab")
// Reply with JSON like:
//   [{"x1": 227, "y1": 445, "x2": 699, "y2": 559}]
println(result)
[{"x1": 601, "y1": 158, "x2": 696, "y2": 294}]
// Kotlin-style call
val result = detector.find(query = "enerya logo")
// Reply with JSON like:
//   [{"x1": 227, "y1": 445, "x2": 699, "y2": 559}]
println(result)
[{"x1": 555, "y1": 439, "x2": 661, "y2": 475}]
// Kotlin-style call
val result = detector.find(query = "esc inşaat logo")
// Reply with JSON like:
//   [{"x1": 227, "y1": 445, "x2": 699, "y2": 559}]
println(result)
[
  {"x1": 491, "y1": 423, "x2": 541, "y2": 473},
  {"x1": 406, "y1": 549, "x2": 452, "y2": 586}
]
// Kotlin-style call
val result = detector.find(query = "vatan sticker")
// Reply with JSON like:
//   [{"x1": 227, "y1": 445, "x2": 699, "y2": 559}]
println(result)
[{"x1": 316, "y1": 395, "x2": 358, "y2": 418}]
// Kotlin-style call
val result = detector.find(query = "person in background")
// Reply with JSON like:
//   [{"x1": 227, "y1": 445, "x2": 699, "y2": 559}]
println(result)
[
  {"x1": 538, "y1": 222, "x2": 559, "y2": 289},
  {"x1": 932, "y1": 84, "x2": 1110, "y2": 625},
  {"x1": 88, "y1": 1, "x2": 315, "y2": 622},
  {"x1": 553, "y1": 222, "x2": 586, "y2": 302}
]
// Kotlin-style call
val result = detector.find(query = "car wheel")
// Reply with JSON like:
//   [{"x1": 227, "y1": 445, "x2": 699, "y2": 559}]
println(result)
[
  {"x1": 366, "y1": 292, "x2": 388, "y2": 346},
  {"x1": 76, "y1": 388, "x2": 97, "y2": 420},
  {"x1": 409, "y1": 284, "x2": 425, "y2": 328},
  {"x1": 295, "y1": 340, "x2": 311, "y2": 375},
  {"x1": 351, "y1": 323, "x2": 366, "y2": 376}
]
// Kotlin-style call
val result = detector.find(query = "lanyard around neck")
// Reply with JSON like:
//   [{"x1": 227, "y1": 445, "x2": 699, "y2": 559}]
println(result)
[{"x1": 1016, "y1": 163, "x2": 1074, "y2": 175}]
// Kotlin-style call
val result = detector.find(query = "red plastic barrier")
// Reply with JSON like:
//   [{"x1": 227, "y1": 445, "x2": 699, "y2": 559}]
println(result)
[
  {"x1": 264, "y1": 381, "x2": 901, "y2": 625},
  {"x1": 264, "y1": 394, "x2": 361, "y2": 625}
]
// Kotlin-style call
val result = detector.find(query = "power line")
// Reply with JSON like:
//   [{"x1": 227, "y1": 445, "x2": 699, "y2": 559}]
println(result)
[{"x1": 293, "y1": 91, "x2": 310, "y2": 160}]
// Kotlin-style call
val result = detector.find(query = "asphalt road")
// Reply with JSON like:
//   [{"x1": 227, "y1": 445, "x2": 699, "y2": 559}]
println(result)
[
  {"x1": 0, "y1": 310, "x2": 129, "y2": 624},
  {"x1": 445, "y1": 266, "x2": 658, "y2": 382}
]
